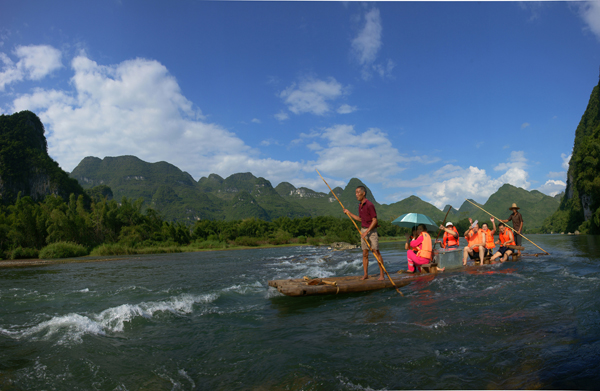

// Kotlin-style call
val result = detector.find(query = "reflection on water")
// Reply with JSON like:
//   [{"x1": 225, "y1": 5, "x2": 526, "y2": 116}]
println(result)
[{"x1": 0, "y1": 236, "x2": 599, "y2": 389}]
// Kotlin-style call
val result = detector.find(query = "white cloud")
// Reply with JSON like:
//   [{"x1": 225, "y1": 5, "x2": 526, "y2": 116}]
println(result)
[
  {"x1": 351, "y1": 8, "x2": 394, "y2": 81},
  {"x1": 308, "y1": 124, "x2": 408, "y2": 182},
  {"x1": 561, "y1": 152, "x2": 571, "y2": 170},
  {"x1": 388, "y1": 152, "x2": 532, "y2": 209},
  {"x1": 578, "y1": 1, "x2": 600, "y2": 41},
  {"x1": 251, "y1": 118, "x2": 261, "y2": 124},
  {"x1": 494, "y1": 150, "x2": 528, "y2": 171},
  {"x1": 274, "y1": 111, "x2": 289, "y2": 121},
  {"x1": 352, "y1": 8, "x2": 382, "y2": 67},
  {"x1": 279, "y1": 76, "x2": 345, "y2": 116},
  {"x1": 537, "y1": 179, "x2": 566, "y2": 197},
  {"x1": 0, "y1": 45, "x2": 62, "y2": 90},
  {"x1": 10, "y1": 53, "x2": 306, "y2": 184},
  {"x1": 337, "y1": 104, "x2": 357, "y2": 114},
  {"x1": 521, "y1": 122, "x2": 530, "y2": 129}
]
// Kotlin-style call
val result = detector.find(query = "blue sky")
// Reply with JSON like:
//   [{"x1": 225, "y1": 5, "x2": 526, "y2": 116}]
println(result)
[{"x1": 1, "y1": 1, "x2": 600, "y2": 210}]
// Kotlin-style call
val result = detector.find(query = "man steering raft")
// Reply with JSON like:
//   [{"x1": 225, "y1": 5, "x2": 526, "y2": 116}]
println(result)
[{"x1": 344, "y1": 186, "x2": 385, "y2": 281}]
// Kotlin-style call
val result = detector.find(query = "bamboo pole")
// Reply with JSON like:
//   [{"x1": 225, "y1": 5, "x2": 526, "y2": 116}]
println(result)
[
  {"x1": 316, "y1": 170, "x2": 403, "y2": 296},
  {"x1": 464, "y1": 199, "x2": 549, "y2": 254}
]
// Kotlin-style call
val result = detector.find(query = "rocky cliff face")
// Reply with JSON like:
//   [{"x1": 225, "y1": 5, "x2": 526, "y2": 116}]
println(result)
[{"x1": 0, "y1": 111, "x2": 84, "y2": 204}]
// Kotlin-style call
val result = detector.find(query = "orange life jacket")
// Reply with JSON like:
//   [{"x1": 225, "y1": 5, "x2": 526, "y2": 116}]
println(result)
[
  {"x1": 417, "y1": 232, "x2": 432, "y2": 260},
  {"x1": 466, "y1": 230, "x2": 483, "y2": 247},
  {"x1": 484, "y1": 230, "x2": 495, "y2": 249},
  {"x1": 443, "y1": 227, "x2": 460, "y2": 248},
  {"x1": 499, "y1": 230, "x2": 515, "y2": 246}
]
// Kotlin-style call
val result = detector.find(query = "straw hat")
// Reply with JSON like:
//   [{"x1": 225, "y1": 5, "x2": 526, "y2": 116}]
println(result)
[
  {"x1": 446, "y1": 222, "x2": 453, "y2": 226},
  {"x1": 509, "y1": 203, "x2": 520, "y2": 211}
]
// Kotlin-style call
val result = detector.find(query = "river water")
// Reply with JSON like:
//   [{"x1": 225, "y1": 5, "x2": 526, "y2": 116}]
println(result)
[{"x1": 1, "y1": 235, "x2": 599, "y2": 390}]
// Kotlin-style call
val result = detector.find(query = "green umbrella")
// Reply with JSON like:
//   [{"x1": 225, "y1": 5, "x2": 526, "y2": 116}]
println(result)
[{"x1": 391, "y1": 213, "x2": 438, "y2": 232}]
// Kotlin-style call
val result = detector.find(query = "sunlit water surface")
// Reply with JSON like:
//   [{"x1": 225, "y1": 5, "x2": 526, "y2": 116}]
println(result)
[{"x1": 1, "y1": 235, "x2": 599, "y2": 390}]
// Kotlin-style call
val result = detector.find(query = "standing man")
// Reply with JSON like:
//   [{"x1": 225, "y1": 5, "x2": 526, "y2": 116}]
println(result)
[
  {"x1": 500, "y1": 203, "x2": 523, "y2": 256},
  {"x1": 343, "y1": 186, "x2": 385, "y2": 281}
]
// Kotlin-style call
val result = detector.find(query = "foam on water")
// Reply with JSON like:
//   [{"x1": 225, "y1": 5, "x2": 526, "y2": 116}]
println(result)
[{"x1": 1, "y1": 293, "x2": 219, "y2": 345}]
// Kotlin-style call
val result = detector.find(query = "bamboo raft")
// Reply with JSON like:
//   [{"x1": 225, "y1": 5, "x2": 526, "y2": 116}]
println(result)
[
  {"x1": 268, "y1": 245, "x2": 540, "y2": 297},
  {"x1": 268, "y1": 273, "x2": 426, "y2": 297}
]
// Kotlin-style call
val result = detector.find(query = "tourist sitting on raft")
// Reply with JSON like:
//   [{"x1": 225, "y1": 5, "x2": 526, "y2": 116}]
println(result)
[
  {"x1": 436, "y1": 221, "x2": 460, "y2": 249},
  {"x1": 405, "y1": 228, "x2": 418, "y2": 253},
  {"x1": 462, "y1": 219, "x2": 485, "y2": 266},
  {"x1": 405, "y1": 224, "x2": 432, "y2": 273},
  {"x1": 480, "y1": 217, "x2": 497, "y2": 258},
  {"x1": 490, "y1": 223, "x2": 515, "y2": 262}
]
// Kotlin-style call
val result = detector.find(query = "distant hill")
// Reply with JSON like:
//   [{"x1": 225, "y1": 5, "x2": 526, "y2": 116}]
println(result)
[
  {"x1": 70, "y1": 155, "x2": 560, "y2": 227},
  {"x1": 0, "y1": 111, "x2": 84, "y2": 204},
  {"x1": 71, "y1": 156, "x2": 225, "y2": 221},
  {"x1": 71, "y1": 157, "x2": 311, "y2": 221},
  {"x1": 543, "y1": 79, "x2": 600, "y2": 234}
]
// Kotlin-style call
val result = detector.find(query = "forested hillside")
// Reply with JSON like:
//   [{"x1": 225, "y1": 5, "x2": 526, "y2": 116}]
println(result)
[
  {"x1": 543, "y1": 80, "x2": 600, "y2": 234},
  {"x1": 0, "y1": 111, "x2": 84, "y2": 204}
]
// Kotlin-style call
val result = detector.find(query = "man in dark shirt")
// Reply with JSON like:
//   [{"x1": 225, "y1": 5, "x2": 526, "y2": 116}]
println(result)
[
  {"x1": 343, "y1": 186, "x2": 385, "y2": 280},
  {"x1": 500, "y1": 203, "x2": 524, "y2": 256}
]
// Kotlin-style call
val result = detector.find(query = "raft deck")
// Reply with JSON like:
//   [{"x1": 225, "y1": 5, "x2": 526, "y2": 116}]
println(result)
[{"x1": 268, "y1": 273, "x2": 427, "y2": 297}]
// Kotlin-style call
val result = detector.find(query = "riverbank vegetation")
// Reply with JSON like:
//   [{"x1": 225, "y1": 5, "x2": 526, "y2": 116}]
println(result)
[{"x1": 0, "y1": 193, "x2": 412, "y2": 260}]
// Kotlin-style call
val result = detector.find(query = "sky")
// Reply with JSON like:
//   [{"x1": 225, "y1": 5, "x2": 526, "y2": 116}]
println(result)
[{"x1": 1, "y1": 1, "x2": 600, "y2": 211}]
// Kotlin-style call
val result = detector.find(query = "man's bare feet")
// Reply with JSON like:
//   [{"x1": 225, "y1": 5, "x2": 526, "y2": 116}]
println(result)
[
  {"x1": 361, "y1": 275, "x2": 369, "y2": 280},
  {"x1": 378, "y1": 275, "x2": 385, "y2": 281},
  {"x1": 438, "y1": 267, "x2": 445, "y2": 272}
]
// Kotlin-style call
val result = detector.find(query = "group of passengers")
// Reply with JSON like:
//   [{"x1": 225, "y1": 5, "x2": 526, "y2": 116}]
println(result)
[
  {"x1": 344, "y1": 184, "x2": 524, "y2": 279},
  {"x1": 402, "y1": 218, "x2": 517, "y2": 273}
]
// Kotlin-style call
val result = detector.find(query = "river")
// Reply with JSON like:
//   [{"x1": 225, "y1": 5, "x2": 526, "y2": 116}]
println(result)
[{"x1": 1, "y1": 235, "x2": 599, "y2": 390}]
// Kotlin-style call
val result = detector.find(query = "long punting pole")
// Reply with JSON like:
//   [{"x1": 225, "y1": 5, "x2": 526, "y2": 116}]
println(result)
[
  {"x1": 431, "y1": 206, "x2": 453, "y2": 253},
  {"x1": 464, "y1": 199, "x2": 549, "y2": 254},
  {"x1": 316, "y1": 170, "x2": 403, "y2": 296}
]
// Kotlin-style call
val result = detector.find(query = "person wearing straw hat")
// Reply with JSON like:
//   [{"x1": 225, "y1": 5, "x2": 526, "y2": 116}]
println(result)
[{"x1": 500, "y1": 203, "x2": 524, "y2": 256}]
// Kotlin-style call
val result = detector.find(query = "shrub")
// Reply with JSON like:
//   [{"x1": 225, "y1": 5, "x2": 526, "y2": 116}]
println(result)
[
  {"x1": 39, "y1": 242, "x2": 88, "y2": 259},
  {"x1": 189, "y1": 239, "x2": 228, "y2": 250},
  {"x1": 90, "y1": 243, "x2": 138, "y2": 256},
  {"x1": 308, "y1": 237, "x2": 321, "y2": 246},
  {"x1": 234, "y1": 236, "x2": 260, "y2": 246},
  {"x1": 297, "y1": 235, "x2": 307, "y2": 244},
  {"x1": 10, "y1": 247, "x2": 39, "y2": 260}
]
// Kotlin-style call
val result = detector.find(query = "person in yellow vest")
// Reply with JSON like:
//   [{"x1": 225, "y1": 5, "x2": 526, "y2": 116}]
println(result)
[
  {"x1": 480, "y1": 217, "x2": 497, "y2": 258},
  {"x1": 490, "y1": 223, "x2": 516, "y2": 262},
  {"x1": 462, "y1": 220, "x2": 485, "y2": 266},
  {"x1": 436, "y1": 222, "x2": 460, "y2": 249},
  {"x1": 406, "y1": 224, "x2": 432, "y2": 273}
]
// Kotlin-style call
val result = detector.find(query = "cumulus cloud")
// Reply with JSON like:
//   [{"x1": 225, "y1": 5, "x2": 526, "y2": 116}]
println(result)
[
  {"x1": 537, "y1": 179, "x2": 566, "y2": 197},
  {"x1": 306, "y1": 124, "x2": 408, "y2": 182},
  {"x1": 387, "y1": 152, "x2": 532, "y2": 209},
  {"x1": 251, "y1": 118, "x2": 261, "y2": 124},
  {"x1": 337, "y1": 104, "x2": 357, "y2": 114},
  {"x1": 10, "y1": 52, "x2": 306, "y2": 184},
  {"x1": 578, "y1": 1, "x2": 600, "y2": 41},
  {"x1": 274, "y1": 111, "x2": 289, "y2": 121},
  {"x1": 279, "y1": 76, "x2": 345, "y2": 116},
  {"x1": 0, "y1": 44, "x2": 62, "y2": 90},
  {"x1": 521, "y1": 122, "x2": 530, "y2": 129}
]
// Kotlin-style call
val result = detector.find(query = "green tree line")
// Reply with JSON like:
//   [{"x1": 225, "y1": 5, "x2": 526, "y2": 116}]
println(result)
[{"x1": 0, "y1": 190, "x2": 412, "y2": 260}]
